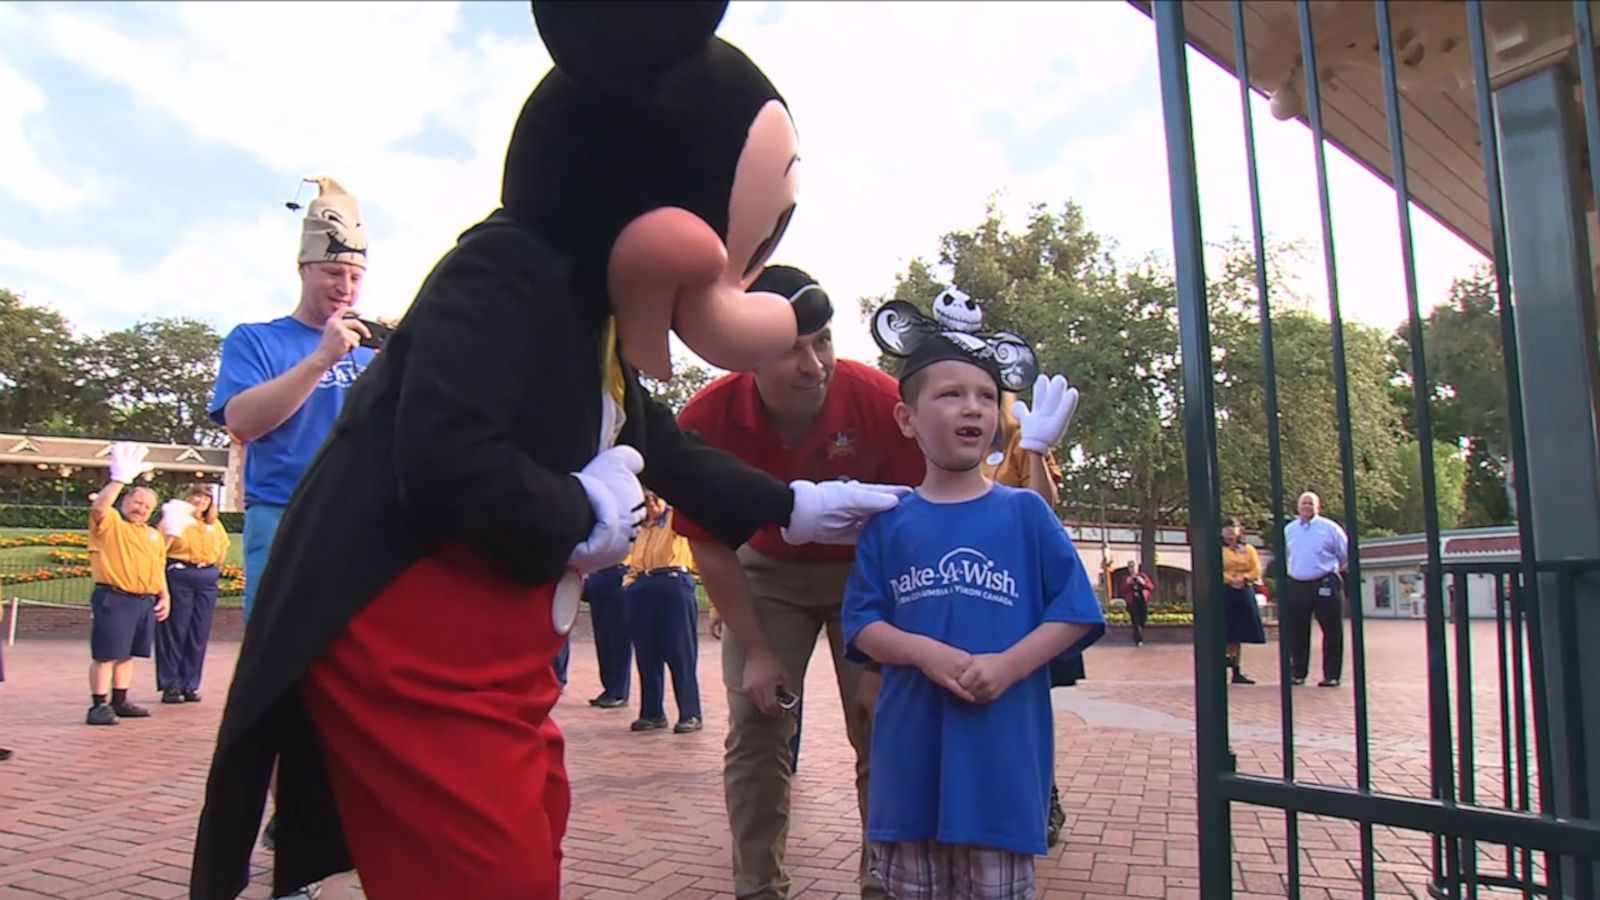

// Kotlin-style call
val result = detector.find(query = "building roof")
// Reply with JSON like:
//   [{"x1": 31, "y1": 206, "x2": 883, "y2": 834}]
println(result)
[
  {"x1": 1126, "y1": 0, "x2": 1591, "y2": 256},
  {"x1": 0, "y1": 432, "x2": 228, "y2": 477},
  {"x1": 1358, "y1": 526, "x2": 1522, "y2": 566}
]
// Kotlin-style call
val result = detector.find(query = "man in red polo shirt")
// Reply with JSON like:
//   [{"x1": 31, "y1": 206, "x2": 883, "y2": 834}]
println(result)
[{"x1": 675, "y1": 265, "x2": 922, "y2": 900}]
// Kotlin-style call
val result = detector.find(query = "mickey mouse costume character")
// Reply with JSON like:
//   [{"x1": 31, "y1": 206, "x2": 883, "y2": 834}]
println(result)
[{"x1": 189, "y1": 4, "x2": 908, "y2": 898}]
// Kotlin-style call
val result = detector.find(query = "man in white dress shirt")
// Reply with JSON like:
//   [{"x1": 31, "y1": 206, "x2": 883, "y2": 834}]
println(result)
[{"x1": 1282, "y1": 491, "x2": 1349, "y2": 687}]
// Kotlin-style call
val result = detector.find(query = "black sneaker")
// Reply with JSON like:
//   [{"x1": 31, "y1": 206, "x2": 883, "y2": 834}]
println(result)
[
  {"x1": 1047, "y1": 785, "x2": 1066, "y2": 847},
  {"x1": 112, "y1": 701, "x2": 151, "y2": 718},
  {"x1": 1291, "y1": 677, "x2": 1306, "y2": 686},
  {"x1": 86, "y1": 704, "x2": 119, "y2": 726},
  {"x1": 1318, "y1": 678, "x2": 1341, "y2": 688},
  {"x1": 0, "y1": 747, "x2": 11, "y2": 761},
  {"x1": 183, "y1": 691, "x2": 202, "y2": 703},
  {"x1": 1231, "y1": 672, "x2": 1257, "y2": 685},
  {"x1": 673, "y1": 716, "x2": 703, "y2": 734},
  {"x1": 589, "y1": 694, "x2": 626, "y2": 709},
  {"x1": 262, "y1": 816, "x2": 276, "y2": 852},
  {"x1": 630, "y1": 716, "x2": 668, "y2": 732},
  {"x1": 162, "y1": 689, "x2": 185, "y2": 704}
]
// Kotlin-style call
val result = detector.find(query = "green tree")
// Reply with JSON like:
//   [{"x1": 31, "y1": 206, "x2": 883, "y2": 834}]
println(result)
[
  {"x1": 1390, "y1": 267, "x2": 1514, "y2": 527},
  {"x1": 864, "y1": 201, "x2": 1193, "y2": 576},
  {"x1": 1368, "y1": 439, "x2": 1468, "y2": 534},
  {"x1": 640, "y1": 359, "x2": 718, "y2": 416},
  {"x1": 871, "y1": 205, "x2": 1410, "y2": 580},
  {"x1": 1212, "y1": 261, "x2": 1407, "y2": 534},
  {"x1": 76, "y1": 318, "x2": 225, "y2": 445},
  {"x1": 0, "y1": 288, "x2": 81, "y2": 433}
]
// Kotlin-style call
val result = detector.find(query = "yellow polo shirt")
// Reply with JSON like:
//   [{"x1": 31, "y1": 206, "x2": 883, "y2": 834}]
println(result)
[
  {"x1": 1223, "y1": 542, "x2": 1262, "y2": 585},
  {"x1": 624, "y1": 510, "x2": 697, "y2": 587},
  {"x1": 89, "y1": 507, "x2": 167, "y2": 596},
  {"x1": 169, "y1": 521, "x2": 231, "y2": 567}
]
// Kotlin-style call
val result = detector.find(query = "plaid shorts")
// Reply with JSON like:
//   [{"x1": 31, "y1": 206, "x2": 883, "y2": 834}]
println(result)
[{"x1": 869, "y1": 841, "x2": 1036, "y2": 900}]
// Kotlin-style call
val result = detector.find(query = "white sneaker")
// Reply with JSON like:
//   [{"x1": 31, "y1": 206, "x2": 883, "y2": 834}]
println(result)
[{"x1": 273, "y1": 884, "x2": 321, "y2": 900}]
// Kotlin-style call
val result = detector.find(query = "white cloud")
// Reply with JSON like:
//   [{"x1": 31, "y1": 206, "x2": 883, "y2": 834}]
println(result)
[
  {"x1": 0, "y1": 213, "x2": 298, "y2": 337},
  {"x1": 0, "y1": 59, "x2": 93, "y2": 213},
  {"x1": 0, "y1": 0, "x2": 1490, "y2": 379},
  {"x1": 1, "y1": 0, "x2": 547, "y2": 335}
]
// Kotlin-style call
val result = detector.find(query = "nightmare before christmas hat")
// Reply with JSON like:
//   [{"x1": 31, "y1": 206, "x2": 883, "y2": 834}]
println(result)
[
  {"x1": 298, "y1": 176, "x2": 368, "y2": 269},
  {"x1": 870, "y1": 287, "x2": 1041, "y2": 393},
  {"x1": 751, "y1": 264, "x2": 832, "y2": 336}
]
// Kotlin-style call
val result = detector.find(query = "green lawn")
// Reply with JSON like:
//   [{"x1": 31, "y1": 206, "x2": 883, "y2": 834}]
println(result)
[
  {"x1": 0, "y1": 526, "x2": 245, "y2": 607},
  {"x1": 3, "y1": 526, "x2": 710, "y2": 614}
]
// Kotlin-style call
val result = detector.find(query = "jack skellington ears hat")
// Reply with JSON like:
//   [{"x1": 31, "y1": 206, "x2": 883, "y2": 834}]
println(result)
[
  {"x1": 871, "y1": 287, "x2": 1041, "y2": 393},
  {"x1": 506, "y1": 1, "x2": 789, "y2": 310},
  {"x1": 750, "y1": 265, "x2": 832, "y2": 336}
]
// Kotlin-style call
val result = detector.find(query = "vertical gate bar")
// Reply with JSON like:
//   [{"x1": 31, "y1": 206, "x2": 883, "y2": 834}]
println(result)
[
  {"x1": 1450, "y1": 574, "x2": 1479, "y2": 893},
  {"x1": 1465, "y1": 1, "x2": 1548, "y2": 826},
  {"x1": 1509, "y1": 577, "x2": 1534, "y2": 894},
  {"x1": 1572, "y1": 0, "x2": 1600, "y2": 219},
  {"x1": 1294, "y1": 2, "x2": 1375, "y2": 890},
  {"x1": 1153, "y1": 3, "x2": 1233, "y2": 897},
  {"x1": 1492, "y1": 576, "x2": 1515, "y2": 882},
  {"x1": 1520, "y1": 568, "x2": 1562, "y2": 898},
  {"x1": 1228, "y1": 1, "x2": 1301, "y2": 892},
  {"x1": 1463, "y1": 2, "x2": 1555, "y2": 891},
  {"x1": 1562, "y1": 11, "x2": 1600, "y2": 881},
  {"x1": 1554, "y1": 566, "x2": 1592, "y2": 900},
  {"x1": 1375, "y1": 4, "x2": 1455, "y2": 897}
]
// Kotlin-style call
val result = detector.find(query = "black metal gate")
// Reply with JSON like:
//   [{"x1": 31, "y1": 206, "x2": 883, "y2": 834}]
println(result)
[{"x1": 1143, "y1": 0, "x2": 1600, "y2": 895}]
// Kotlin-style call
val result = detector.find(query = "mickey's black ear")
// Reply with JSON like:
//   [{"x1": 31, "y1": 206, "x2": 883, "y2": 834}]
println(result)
[{"x1": 532, "y1": 1, "x2": 729, "y2": 87}]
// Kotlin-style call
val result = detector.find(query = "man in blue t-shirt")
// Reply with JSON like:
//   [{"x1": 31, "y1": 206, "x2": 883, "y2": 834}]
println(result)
[
  {"x1": 209, "y1": 176, "x2": 379, "y2": 900},
  {"x1": 210, "y1": 177, "x2": 378, "y2": 624},
  {"x1": 844, "y1": 310, "x2": 1105, "y2": 898}
]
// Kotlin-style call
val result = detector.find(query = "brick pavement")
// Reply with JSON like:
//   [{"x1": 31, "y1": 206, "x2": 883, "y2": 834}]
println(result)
[{"x1": 0, "y1": 619, "x2": 1532, "y2": 898}]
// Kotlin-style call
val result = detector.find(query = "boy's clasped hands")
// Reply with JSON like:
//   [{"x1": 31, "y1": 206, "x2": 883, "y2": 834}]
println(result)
[{"x1": 913, "y1": 637, "x2": 1021, "y2": 704}]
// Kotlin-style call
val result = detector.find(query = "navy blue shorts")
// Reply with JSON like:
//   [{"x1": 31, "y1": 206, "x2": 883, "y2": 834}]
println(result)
[{"x1": 90, "y1": 585, "x2": 157, "y2": 662}]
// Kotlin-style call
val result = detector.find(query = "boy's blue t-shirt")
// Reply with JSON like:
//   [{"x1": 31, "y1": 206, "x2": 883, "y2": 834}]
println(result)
[
  {"x1": 208, "y1": 317, "x2": 375, "y2": 508},
  {"x1": 842, "y1": 484, "x2": 1107, "y2": 856}
]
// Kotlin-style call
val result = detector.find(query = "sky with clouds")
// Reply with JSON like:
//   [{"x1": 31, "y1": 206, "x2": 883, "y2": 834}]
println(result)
[{"x1": 0, "y1": 0, "x2": 1489, "y2": 371}]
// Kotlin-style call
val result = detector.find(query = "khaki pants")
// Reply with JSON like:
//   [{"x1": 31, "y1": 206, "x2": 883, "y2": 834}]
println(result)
[{"x1": 722, "y1": 546, "x2": 888, "y2": 900}]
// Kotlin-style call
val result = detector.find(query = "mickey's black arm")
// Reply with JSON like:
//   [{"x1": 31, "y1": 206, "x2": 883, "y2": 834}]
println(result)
[
  {"x1": 638, "y1": 396, "x2": 794, "y2": 548},
  {"x1": 392, "y1": 232, "x2": 596, "y2": 586}
]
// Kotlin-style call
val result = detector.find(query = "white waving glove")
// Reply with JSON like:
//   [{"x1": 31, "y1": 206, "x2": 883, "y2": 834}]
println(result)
[
  {"x1": 1012, "y1": 373, "x2": 1079, "y2": 455},
  {"x1": 159, "y1": 499, "x2": 197, "y2": 538},
  {"x1": 782, "y1": 479, "x2": 912, "y2": 546},
  {"x1": 568, "y1": 446, "x2": 647, "y2": 574},
  {"x1": 107, "y1": 441, "x2": 154, "y2": 484}
]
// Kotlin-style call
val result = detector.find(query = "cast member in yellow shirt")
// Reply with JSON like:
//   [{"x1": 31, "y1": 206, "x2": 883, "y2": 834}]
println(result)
[
  {"x1": 1221, "y1": 517, "x2": 1267, "y2": 684},
  {"x1": 156, "y1": 484, "x2": 232, "y2": 704},
  {"x1": 85, "y1": 443, "x2": 171, "y2": 726},
  {"x1": 623, "y1": 491, "x2": 703, "y2": 734}
]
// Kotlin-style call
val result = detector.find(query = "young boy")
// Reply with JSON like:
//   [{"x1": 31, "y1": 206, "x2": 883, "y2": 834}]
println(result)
[{"x1": 843, "y1": 331, "x2": 1106, "y2": 899}]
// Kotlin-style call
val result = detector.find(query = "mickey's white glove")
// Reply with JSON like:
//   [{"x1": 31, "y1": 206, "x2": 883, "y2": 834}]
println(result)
[
  {"x1": 568, "y1": 446, "x2": 647, "y2": 574},
  {"x1": 107, "y1": 442, "x2": 154, "y2": 484},
  {"x1": 782, "y1": 479, "x2": 911, "y2": 546},
  {"x1": 159, "y1": 499, "x2": 197, "y2": 538},
  {"x1": 1013, "y1": 373, "x2": 1079, "y2": 455}
]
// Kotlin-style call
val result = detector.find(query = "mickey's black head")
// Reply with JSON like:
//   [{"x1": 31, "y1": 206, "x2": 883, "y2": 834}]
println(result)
[{"x1": 503, "y1": 1, "x2": 802, "y2": 379}]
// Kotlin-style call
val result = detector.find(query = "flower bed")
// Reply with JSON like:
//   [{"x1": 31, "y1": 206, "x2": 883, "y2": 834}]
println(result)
[
  {"x1": 0, "y1": 564, "x2": 92, "y2": 585},
  {"x1": 0, "y1": 532, "x2": 89, "y2": 549}
]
